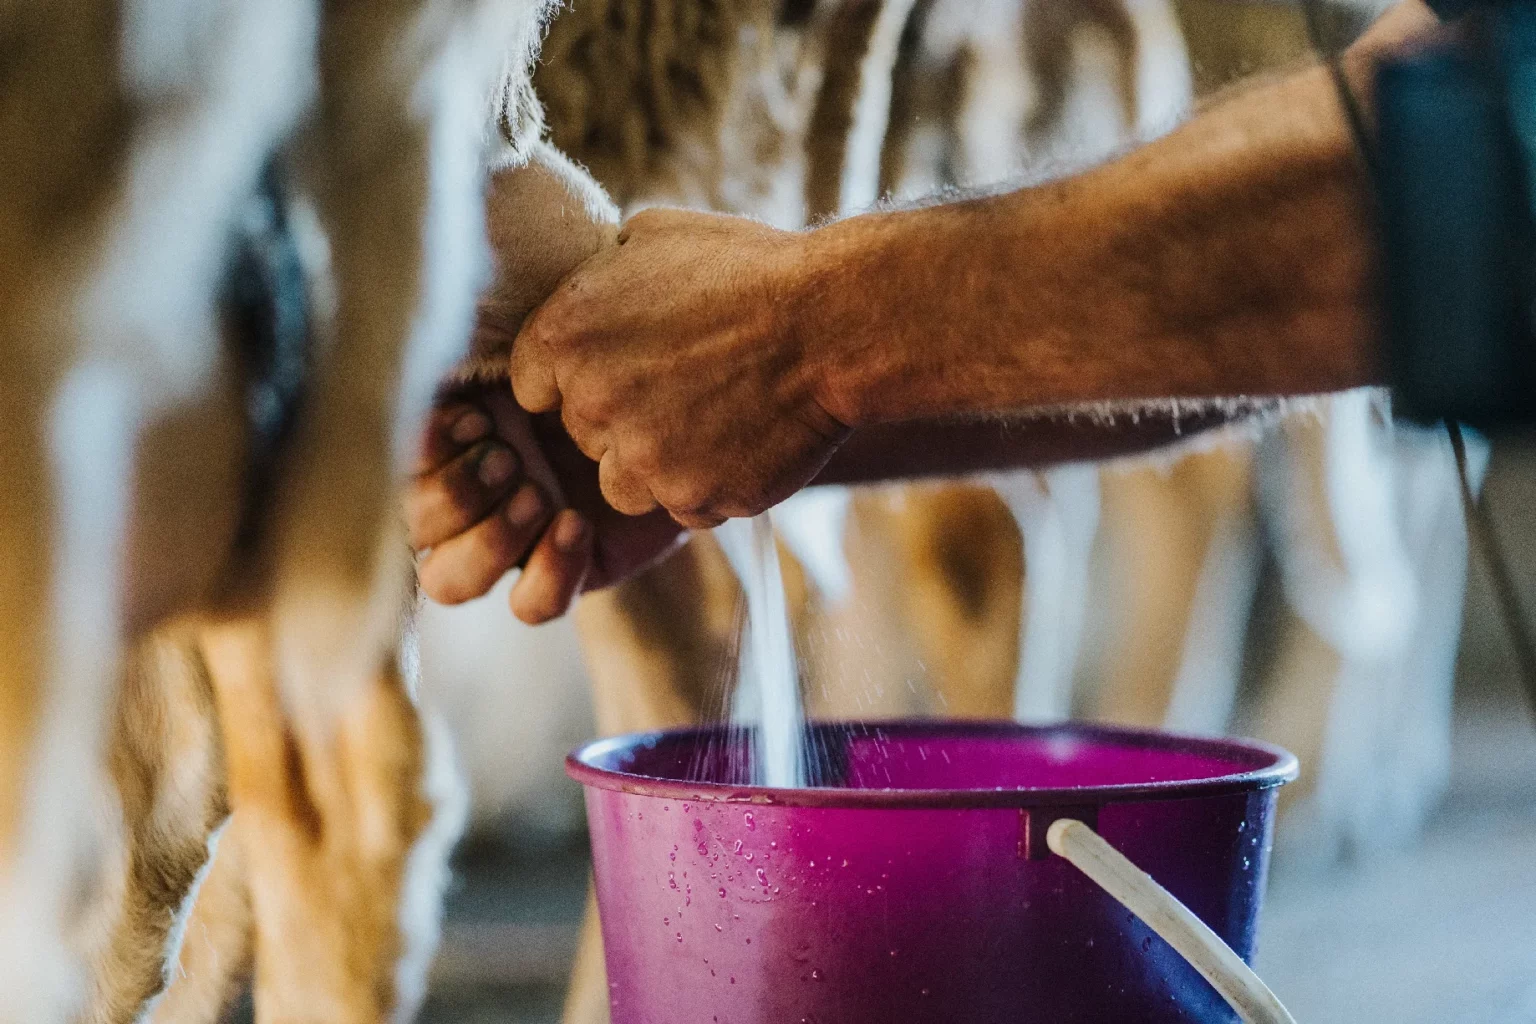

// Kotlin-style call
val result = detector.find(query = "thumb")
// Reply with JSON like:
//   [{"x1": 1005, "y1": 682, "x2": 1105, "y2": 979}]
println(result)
[{"x1": 509, "y1": 303, "x2": 563, "y2": 414}]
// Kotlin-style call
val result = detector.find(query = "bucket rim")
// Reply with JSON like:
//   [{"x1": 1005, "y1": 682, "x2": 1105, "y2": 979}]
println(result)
[{"x1": 565, "y1": 720, "x2": 1298, "y2": 809}]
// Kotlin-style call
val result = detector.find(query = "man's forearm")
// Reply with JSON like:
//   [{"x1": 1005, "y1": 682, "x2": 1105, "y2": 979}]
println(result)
[
  {"x1": 800, "y1": 5, "x2": 1434, "y2": 430},
  {"x1": 813, "y1": 409, "x2": 1244, "y2": 485}
]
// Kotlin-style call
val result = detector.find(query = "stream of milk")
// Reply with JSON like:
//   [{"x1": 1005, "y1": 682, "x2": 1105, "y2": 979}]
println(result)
[{"x1": 716, "y1": 514, "x2": 807, "y2": 788}]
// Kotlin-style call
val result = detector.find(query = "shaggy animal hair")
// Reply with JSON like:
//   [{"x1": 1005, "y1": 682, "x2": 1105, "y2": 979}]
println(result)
[{"x1": 0, "y1": 1, "x2": 621, "y2": 1021}]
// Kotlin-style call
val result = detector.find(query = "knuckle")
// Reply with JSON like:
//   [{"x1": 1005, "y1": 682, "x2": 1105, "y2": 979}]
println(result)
[
  {"x1": 484, "y1": 520, "x2": 528, "y2": 569},
  {"x1": 665, "y1": 476, "x2": 715, "y2": 517}
]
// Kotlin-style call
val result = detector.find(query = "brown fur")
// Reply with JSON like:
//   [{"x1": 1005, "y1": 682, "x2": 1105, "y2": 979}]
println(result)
[
  {"x1": 0, "y1": 1, "x2": 620, "y2": 1021},
  {"x1": 81, "y1": 635, "x2": 229, "y2": 1024},
  {"x1": 536, "y1": 0, "x2": 758, "y2": 209}
]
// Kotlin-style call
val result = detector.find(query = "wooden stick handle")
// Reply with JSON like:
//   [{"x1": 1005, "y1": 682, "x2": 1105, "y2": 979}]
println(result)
[{"x1": 1046, "y1": 818, "x2": 1297, "y2": 1024}]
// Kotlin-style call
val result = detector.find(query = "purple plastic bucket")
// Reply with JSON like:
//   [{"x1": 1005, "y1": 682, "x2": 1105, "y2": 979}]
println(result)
[{"x1": 567, "y1": 721, "x2": 1296, "y2": 1024}]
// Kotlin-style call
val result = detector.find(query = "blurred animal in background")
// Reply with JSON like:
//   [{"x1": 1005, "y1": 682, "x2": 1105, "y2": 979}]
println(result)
[{"x1": 0, "y1": 0, "x2": 631, "y2": 1021}]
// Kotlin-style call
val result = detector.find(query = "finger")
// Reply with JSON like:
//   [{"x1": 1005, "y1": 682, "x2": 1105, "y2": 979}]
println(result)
[
  {"x1": 405, "y1": 440, "x2": 519, "y2": 550},
  {"x1": 558, "y1": 402, "x2": 610, "y2": 464},
  {"x1": 510, "y1": 306, "x2": 562, "y2": 414},
  {"x1": 509, "y1": 510, "x2": 593, "y2": 624},
  {"x1": 671, "y1": 508, "x2": 727, "y2": 530},
  {"x1": 417, "y1": 483, "x2": 553, "y2": 605},
  {"x1": 412, "y1": 403, "x2": 492, "y2": 475},
  {"x1": 598, "y1": 449, "x2": 659, "y2": 517}
]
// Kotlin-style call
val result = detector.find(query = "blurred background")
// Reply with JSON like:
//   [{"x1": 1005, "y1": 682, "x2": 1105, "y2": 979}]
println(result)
[{"x1": 401, "y1": 0, "x2": 1536, "y2": 1019}]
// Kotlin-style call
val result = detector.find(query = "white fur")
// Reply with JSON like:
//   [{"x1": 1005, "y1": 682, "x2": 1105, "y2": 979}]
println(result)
[{"x1": 392, "y1": 710, "x2": 468, "y2": 1024}]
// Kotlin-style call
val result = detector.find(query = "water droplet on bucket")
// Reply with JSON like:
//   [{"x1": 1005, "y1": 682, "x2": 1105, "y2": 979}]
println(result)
[
  {"x1": 719, "y1": 888, "x2": 727, "y2": 899},
  {"x1": 744, "y1": 812, "x2": 756, "y2": 830},
  {"x1": 733, "y1": 840, "x2": 744, "y2": 855},
  {"x1": 715, "y1": 924, "x2": 723, "y2": 932},
  {"x1": 745, "y1": 852, "x2": 754, "y2": 862},
  {"x1": 677, "y1": 932, "x2": 683, "y2": 943},
  {"x1": 1142, "y1": 937, "x2": 1153, "y2": 952},
  {"x1": 920, "y1": 988, "x2": 930, "y2": 997},
  {"x1": 811, "y1": 969, "x2": 823, "y2": 981},
  {"x1": 756, "y1": 868, "x2": 768, "y2": 885}
]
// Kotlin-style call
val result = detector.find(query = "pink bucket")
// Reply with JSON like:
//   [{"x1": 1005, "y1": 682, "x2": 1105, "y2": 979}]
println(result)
[{"x1": 567, "y1": 720, "x2": 1296, "y2": 1023}]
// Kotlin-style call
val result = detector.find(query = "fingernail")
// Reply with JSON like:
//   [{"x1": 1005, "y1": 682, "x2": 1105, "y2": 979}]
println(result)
[
  {"x1": 478, "y1": 444, "x2": 516, "y2": 488},
  {"x1": 451, "y1": 410, "x2": 491, "y2": 446},
  {"x1": 506, "y1": 484, "x2": 545, "y2": 527},
  {"x1": 555, "y1": 511, "x2": 588, "y2": 552}
]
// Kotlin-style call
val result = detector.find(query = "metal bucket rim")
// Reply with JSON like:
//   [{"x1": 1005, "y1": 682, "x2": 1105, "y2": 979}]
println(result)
[{"x1": 565, "y1": 720, "x2": 1298, "y2": 809}]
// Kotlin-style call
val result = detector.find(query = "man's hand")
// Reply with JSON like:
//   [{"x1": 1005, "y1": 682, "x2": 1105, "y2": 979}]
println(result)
[
  {"x1": 511, "y1": 209, "x2": 852, "y2": 528},
  {"x1": 408, "y1": 382, "x2": 684, "y2": 623}
]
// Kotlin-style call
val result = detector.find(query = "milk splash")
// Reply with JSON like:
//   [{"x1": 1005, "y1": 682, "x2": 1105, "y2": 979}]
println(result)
[{"x1": 715, "y1": 514, "x2": 807, "y2": 788}]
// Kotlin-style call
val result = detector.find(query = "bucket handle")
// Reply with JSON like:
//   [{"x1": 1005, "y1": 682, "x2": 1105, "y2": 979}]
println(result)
[{"x1": 1046, "y1": 818, "x2": 1297, "y2": 1024}]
